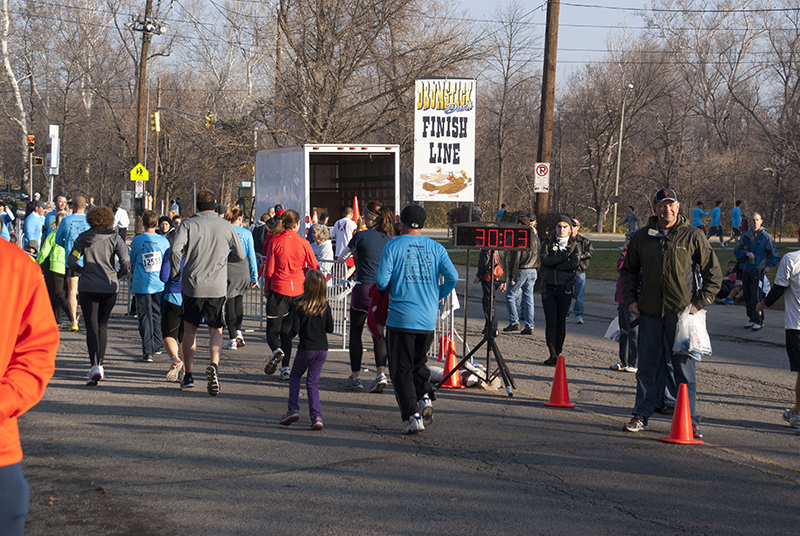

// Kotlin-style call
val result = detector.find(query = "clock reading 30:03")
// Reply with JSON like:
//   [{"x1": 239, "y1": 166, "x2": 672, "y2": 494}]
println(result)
[{"x1": 453, "y1": 223, "x2": 532, "y2": 250}]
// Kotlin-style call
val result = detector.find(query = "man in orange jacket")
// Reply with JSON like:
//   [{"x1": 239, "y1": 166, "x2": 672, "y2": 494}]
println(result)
[{"x1": 0, "y1": 239, "x2": 59, "y2": 534}]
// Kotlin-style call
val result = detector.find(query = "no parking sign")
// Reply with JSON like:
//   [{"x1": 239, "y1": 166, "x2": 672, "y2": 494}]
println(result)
[{"x1": 534, "y1": 162, "x2": 549, "y2": 193}]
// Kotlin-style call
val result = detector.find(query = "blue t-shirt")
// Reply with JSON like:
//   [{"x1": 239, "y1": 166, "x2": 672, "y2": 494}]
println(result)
[
  {"x1": 43, "y1": 210, "x2": 58, "y2": 239},
  {"x1": 130, "y1": 232, "x2": 170, "y2": 294},
  {"x1": 23, "y1": 212, "x2": 45, "y2": 245},
  {"x1": 375, "y1": 235, "x2": 458, "y2": 332},
  {"x1": 347, "y1": 228, "x2": 392, "y2": 285},
  {"x1": 234, "y1": 225, "x2": 259, "y2": 283},
  {"x1": 56, "y1": 214, "x2": 91, "y2": 264},
  {"x1": 691, "y1": 207, "x2": 707, "y2": 227},
  {"x1": 732, "y1": 206, "x2": 742, "y2": 227},
  {"x1": 710, "y1": 207, "x2": 721, "y2": 227}
]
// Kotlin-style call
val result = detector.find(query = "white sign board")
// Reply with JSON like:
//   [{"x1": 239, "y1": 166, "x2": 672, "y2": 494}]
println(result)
[
  {"x1": 413, "y1": 78, "x2": 475, "y2": 202},
  {"x1": 534, "y1": 162, "x2": 550, "y2": 193},
  {"x1": 46, "y1": 124, "x2": 60, "y2": 176},
  {"x1": 134, "y1": 180, "x2": 144, "y2": 198}
]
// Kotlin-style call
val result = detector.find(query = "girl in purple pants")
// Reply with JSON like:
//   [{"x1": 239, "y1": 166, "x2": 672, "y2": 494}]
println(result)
[{"x1": 279, "y1": 270, "x2": 333, "y2": 430}]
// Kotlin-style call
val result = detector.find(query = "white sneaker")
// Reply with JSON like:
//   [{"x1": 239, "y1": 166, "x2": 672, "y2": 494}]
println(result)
[
  {"x1": 419, "y1": 395, "x2": 433, "y2": 426},
  {"x1": 624, "y1": 366, "x2": 638, "y2": 373},
  {"x1": 280, "y1": 367, "x2": 291, "y2": 381},
  {"x1": 97, "y1": 366, "x2": 105, "y2": 381},
  {"x1": 744, "y1": 321, "x2": 755, "y2": 329},
  {"x1": 782, "y1": 408, "x2": 800, "y2": 427},
  {"x1": 235, "y1": 330, "x2": 245, "y2": 347},
  {"x1": 575, "y1": 316, "x2": 584, "y2": 325},
  {"x1": 166, "y1": 358, "x2": 184, "y2": 382},
  {"x1": 223, "y1": 339, "x2": 238, "y2": 350},
  {"x1": 86, "y1": 365, "x2": 102, "y2": 385},
  {"x1": 403, "y1": 414, "x2": 425, "y2": 434},
  {"x1": 752, "y1": 323, "x2": 763, "y2": 331}
]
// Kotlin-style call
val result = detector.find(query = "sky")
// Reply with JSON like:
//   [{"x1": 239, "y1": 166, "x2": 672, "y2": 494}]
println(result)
[{"x1": 458, "y1": 0, "x2": 648, "y2": 82}]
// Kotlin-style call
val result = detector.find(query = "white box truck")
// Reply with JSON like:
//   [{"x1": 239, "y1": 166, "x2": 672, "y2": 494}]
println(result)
[{"x1": 254, "y1": 144, "x2": 401, "y2": 223}]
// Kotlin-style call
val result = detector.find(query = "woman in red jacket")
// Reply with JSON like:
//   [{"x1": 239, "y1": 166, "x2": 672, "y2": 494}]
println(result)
[{"x1": 263, "y1": 210, "x2": 320, "y2": 380}]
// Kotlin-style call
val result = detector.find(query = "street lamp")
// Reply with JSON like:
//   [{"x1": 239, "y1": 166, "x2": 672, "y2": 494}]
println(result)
[{"x1": 611, "y1": 83, "x2": 634, "y2": 234}]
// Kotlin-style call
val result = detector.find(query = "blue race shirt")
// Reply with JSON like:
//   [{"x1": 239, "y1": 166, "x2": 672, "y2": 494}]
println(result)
[
  {"x1": 23, "y1": 212, "x2": 45, "y2": 246},
  {"x1": 130, "y1": 232, "x2": 170, "y2": 294},
  {"x1": 710, "y1": 207, "x2": 721, "y2": 227},
  {"x1": 55, "y1": 214, "x2": 90, "y2": 264},
  {"x1": 691, "y1": 207, "x2": 707, "y2": 227},
  {"x1": 375, "y1": 235, "x2": 458, "y2": 332},
  {"x1": 732, "y1": 206, "x2": 742, "y2": 227}
]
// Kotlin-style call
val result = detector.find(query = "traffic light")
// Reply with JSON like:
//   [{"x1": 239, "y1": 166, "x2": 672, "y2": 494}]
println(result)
[
  {"x1": 27, "y1": 135, "x2": 34, "y2": 153},
  {"x1": 150, "y1": 111, "x2": 160, "y2": 132},
  {"x1": 205, "y1": 114, "x2": 214, "y2": 129}
]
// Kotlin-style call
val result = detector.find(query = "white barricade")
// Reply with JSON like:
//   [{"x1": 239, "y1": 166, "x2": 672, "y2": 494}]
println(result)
[{"x1": 319, "y1": 259, "x2": 351, "y2": 349}]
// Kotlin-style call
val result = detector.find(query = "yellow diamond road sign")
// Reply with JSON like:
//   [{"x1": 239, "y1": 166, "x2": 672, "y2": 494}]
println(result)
[{"x1": 130, "y1": 163, "x2": 149, "y2": 181}]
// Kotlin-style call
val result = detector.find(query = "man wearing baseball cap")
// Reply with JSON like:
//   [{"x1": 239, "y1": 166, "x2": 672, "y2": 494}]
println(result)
[
  {"x1": 375, "y1": 204, "x2": 458, "y2": 434},
  {"x1": 620, "y1": 188, "x2": 722, "y2": 438}
]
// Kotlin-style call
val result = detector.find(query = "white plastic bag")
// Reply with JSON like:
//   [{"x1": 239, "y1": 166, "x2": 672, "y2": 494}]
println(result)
[
  {"x1": 672, "y1": 305, "x2": 712, "y2": 360},
  {"x1": 604, "y1": 315, "x2": 620, "y2": 342}
]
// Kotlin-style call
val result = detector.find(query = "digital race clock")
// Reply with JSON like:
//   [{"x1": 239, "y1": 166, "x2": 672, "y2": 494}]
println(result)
[{"x1": 453, "y1": 222, "x2": 533, "y2": 250}]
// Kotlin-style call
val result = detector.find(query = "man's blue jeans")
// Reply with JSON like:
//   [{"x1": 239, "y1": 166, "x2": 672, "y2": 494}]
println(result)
[
  {"x1": 571, "y1": 271, "x2": 586, "y2": 317},
  {"x1": 633, "y1": 313, "x2": 696, "y2": 424},
  {"x1": 505, "y1": 269, "x2": 537, "y2": 329}
]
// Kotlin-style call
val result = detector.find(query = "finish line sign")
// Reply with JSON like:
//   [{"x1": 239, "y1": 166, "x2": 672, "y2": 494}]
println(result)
[{"x1": 413, "y1": 78, "x2": 475, "y2": 202}]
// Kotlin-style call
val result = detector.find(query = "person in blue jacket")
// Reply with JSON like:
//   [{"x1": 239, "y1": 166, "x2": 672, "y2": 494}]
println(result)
[
  {"x1": 222, "y1": 207, "x2": 258, "y2": 350},
  {"x1": 691, "y1": 201, "x2": 708, "y2": 234},
  {"x1": 734, "y1": 212, "x2": 780, "y2": 331},
  {"x1": 708, "y1": 200, "x2": 725, "y2": 246},
  {"x1": 375, "y1": 205, "x2": 458, "y2": 434},
  {"x1": 130, "y1": 210, "x2": 170, "y2": 362}
]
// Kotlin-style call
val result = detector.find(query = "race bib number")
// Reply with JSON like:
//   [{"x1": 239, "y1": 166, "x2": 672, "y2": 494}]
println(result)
[{"x1": 141, "y1": 251, "x2": 162, "y2": 273}]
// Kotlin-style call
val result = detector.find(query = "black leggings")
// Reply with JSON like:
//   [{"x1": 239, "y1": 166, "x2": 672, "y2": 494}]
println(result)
[
  {"x1": 79, "y1": 291, "x2": 117, "y2": 367},
  {"x1": 349, "y1": 308, "x2": 388, "y2": 372},
  {"x1": 542, "y1": 285, "x2": 571, "y2": 359},
  {"x1": 226, "y1": 294, "x2": 244, "y2": 339},
  {"x1": 48, "y1": 270, "x2": 70, "y2": 323}
]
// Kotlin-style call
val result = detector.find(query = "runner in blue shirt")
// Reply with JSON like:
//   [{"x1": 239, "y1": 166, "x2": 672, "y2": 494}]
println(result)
[
  {"x1": 709, "y1": 200, "x2": 725, "y2": 246},
  {"x1": 130, "y1": 210, "x2": 170, "y2": 362},
  {"x1": 725, "y1": 199, "x2": 743, "y2": 247}
]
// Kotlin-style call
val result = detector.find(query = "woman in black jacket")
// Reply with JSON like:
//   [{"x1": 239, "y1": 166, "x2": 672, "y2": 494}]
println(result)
[{"x1": 540, "y1": 214, "x2": 582, "y2": 366}]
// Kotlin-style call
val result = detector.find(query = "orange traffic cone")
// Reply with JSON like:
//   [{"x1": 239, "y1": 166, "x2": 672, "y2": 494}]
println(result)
[
  {"x1": 544, "y1": 355, "x2": 576, "y2": 408},
  {"x1": 440, "y1": 341, "x2": 465, "y2": 389},
  {"x1": 660, "y1": 383, "x2": 703, "y2": 445},
  {"x1": 352, "y1": 196, "x2": 366, "y2": 230},
  {"x1": 312, "y1": 210, "x2": 318, "y2": 223}
]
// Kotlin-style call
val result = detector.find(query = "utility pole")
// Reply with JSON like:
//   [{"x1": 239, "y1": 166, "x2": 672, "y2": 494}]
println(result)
[
  {"x1": 153, "y1": 78, "x2": 161, "y2": 213},
  {"x1": 535, "y1": 0, "x2": 560, "y2": 232},
  {"x1": 611, "y1": 83, "x2": 634, "y2": 234},
  {"x1": 128, "y1": 0, "x2": 165, "y2": 230}
]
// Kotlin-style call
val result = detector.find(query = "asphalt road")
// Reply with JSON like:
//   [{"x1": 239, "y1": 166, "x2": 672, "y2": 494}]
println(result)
[{"x1": 19, "y1": 274, "x2": 800, "y2": 535}]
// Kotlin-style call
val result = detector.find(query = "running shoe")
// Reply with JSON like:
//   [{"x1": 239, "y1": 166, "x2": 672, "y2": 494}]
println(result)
[
  {"x1": 744, "y1": 321, "x2": 755, "y2": 329},
  {"x1": 502, "y1": 323, "x2": 520, "y2": 332},
  {"x1": 223, "y1": 339, "x2": 238, "y2": 350},
  {"x1": 310, "y1": 417, "x2": 324, "y2": 431},
  {"x1": 623, "y1": 415, "x2": 648, "y2": 432},
  {"x1": 609, "y1": 361, "x2": 625, "y2": 371},
  {"x1": 86, "y1": 365, "x2": 102, "y2": 386},
  {"x1": 166, "y1": 358, "x2": 184, "y2": 382},
  {"x1": 543, "y1": 356, "x2": 558, "y2": 367},
  {"x1": 576, "y1": 316, "x2": 584, "y2": 325},
  {"x1": 180, "y1": 374, "x2": 195, "y2": 390},
  {"x1": 235, "y1": 330, "x2": 245, "y2": 347},
  {"x1": 521, "y1": 327, "x2": 534, "y2": 334},
  {"x1": 264, "y1": 348, "x2": 284, "y2": 375},
  {"x1": 280, "y1": 410, "x2": 300, "y2": 426},
  {"x1": 752, "y1": 323, "x2": 763, "y2": 331},
  {"x1": 142, "y1": 353, "x2": 154, "y2": 363},
  {"x1": 692, "y1": 424, "x2": 703, "y2": 439},
  {"x1": 344, "y1": 376, "x2": 364, "y2": 390},
  {"x1": 419, "y1": 395, "x2": 433, "y2": 427},
  {"x1": 369, "y1": 373, "x2": 388, "y2": 393},
  {"x1": 206, "y1": 365, "x2": 220, "y2": 396},
  {"x1": 624, "y1": 366, "x2": 638, "y2": 373},
  {"x1": 280, "y1": 367, "x2": 291, "y2": 381},
  {"x1": 402, "y1": 414, "x2": 425, "y2": 434},
  {"x1": 70, "y1": 321, "x2": 79, "y2": 332},
  {"x1": 782, "y1": 408, "x2": 800, "y2": 427}
]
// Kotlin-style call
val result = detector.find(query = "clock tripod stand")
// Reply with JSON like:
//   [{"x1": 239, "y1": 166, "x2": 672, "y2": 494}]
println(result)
[
  {"x1": 435, "y1": 253, "x2": 516, "y2": 396},
  {"x1": 436, "y1": 222, "x2": 533, "y2": 397}
]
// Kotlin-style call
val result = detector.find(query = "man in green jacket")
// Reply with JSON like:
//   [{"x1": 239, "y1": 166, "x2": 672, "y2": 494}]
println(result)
[{"x1": 620, "y1": 188, "x2": 722, "y2": 438}]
